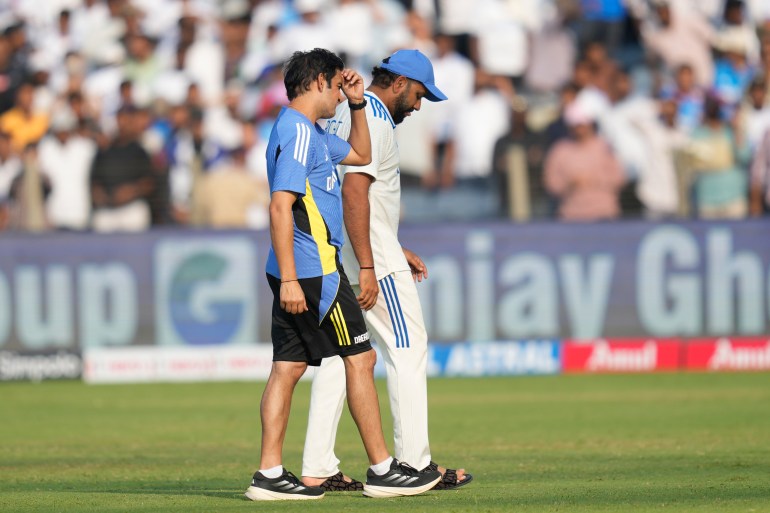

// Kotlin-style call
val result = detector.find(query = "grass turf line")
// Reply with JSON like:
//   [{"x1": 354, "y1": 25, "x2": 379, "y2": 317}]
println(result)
[{"x1": 0, "y1": 373, "x2": 768, "y2": 512}]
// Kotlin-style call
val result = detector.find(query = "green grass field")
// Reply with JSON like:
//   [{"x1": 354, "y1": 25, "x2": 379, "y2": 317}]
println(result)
[{"x1": 1, "y1": 373, "x2": 769, "y2": 512}]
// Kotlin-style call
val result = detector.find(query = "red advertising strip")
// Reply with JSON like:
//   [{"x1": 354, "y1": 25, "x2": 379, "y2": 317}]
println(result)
[
  {"x1": 684, "y1": 338, "x2": 770, "y2": 371},
  {"x1": 563, "y1": 339, "x2": 682, "y2": 373}
]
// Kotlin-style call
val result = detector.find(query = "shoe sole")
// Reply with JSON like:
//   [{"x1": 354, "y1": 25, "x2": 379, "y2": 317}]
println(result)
[
  {"x1": 363, "y1": 475, "x2": 441, "y2": 498},
  {"x1": 244, "y1": 485, "x2": 324, "y2": 501}
]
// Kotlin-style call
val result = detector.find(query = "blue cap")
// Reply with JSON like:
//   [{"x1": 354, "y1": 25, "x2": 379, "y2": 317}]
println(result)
[{"x1": 379, "y1": 49, "x2": 447, "y2": 102}]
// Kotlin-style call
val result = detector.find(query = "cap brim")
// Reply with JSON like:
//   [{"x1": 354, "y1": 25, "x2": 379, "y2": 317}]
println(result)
[{"x1": 423, "y1": 83, "x2": 447, "y2": 102}]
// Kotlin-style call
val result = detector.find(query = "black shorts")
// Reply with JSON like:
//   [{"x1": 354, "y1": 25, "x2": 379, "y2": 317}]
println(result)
[{"x1": 267, "y1": 268, "x2": 372, "y2": 366}]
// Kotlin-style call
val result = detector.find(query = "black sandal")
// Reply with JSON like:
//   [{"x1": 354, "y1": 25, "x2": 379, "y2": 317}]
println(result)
[
  {"x1": 317, "y1": 471, "x2": 364, "y2": 492},
  {"x1": 422, "y1": 461, "x2": 474, "y2": 490}
]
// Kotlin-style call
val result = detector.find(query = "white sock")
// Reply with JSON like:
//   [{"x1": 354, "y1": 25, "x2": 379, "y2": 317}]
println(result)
[
  {"x1": 370, "y1": 457, "x2": 394, "y2": 476},
  {"x1": 259, "y1": 465, "x2": 283, "y2": 479}
]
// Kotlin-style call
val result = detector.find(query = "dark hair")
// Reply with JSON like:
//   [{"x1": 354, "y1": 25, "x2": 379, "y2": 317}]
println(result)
[
  {"x1": 283, "y1": 48, "x2": 344, "y2": 101},
  {"x1": 370, "y1": 65, "x2": 400, "y2": 88},
  {"x1": 724, "y1": 0, "x2": 744, "y2": 15}
]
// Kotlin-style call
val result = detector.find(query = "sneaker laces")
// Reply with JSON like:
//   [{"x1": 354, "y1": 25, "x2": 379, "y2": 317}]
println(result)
[
  {"x1": 283, "y1": 470, "x2": 302, "y2": 487},
  {"x1": 395, "y1": 461, "x2": 421, "y2": 477}
]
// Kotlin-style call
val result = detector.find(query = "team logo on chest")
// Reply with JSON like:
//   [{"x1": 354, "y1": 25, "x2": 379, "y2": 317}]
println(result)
[{"x1": 326, "y1": 171, "x2": 338, "y2": 191}]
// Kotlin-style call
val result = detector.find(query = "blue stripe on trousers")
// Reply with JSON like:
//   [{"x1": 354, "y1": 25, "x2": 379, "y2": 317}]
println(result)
[
  {"x1": 380, "y1": 277, "x2": 403, "y2": 348},
  {"x1": 383, "y1": 275, "x2": 410, "y2": 349}
]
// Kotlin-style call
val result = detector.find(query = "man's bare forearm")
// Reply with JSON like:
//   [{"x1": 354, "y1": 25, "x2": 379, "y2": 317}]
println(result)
[{"x1": 342, "y1": 175, "x2": 374, "y2": 267}]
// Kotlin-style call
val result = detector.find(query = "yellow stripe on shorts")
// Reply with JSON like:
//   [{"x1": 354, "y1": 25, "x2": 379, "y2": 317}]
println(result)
[
  {"x1": 335, "y1": 304, "x2": 351, "y2": 346},
  {"x1": 330, "y1": 306, "x2": 346, "y2": 346}
]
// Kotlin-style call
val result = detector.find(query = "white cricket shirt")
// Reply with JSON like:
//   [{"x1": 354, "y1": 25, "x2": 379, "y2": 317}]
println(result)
[{"x1": 326, "y1": 91, "x2": 410, "y2": 284}]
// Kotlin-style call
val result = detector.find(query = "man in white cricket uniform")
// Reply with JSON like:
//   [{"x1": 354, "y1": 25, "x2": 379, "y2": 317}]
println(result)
[{"x1": 301, "y1": 49, "x2": 472, "y2": 491}]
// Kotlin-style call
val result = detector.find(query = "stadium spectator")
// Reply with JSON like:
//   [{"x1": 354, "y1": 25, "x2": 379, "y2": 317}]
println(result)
[
  {"x1": 750, "y1": 126, "x2": 770, "y2": 215},
  {"x1": 6, "y1": 144, "x2": 51, "y2": 232},
  {"x1": 633, "y1": 97, "x2": 687, "y2": 218},
  {"x1": 123, "y1": 34, "x2": 163, "y2": 107},
  {"x1": 0, "y1": 82, "x2": 49, "y2": 152},
  {"x1": 273, "y1": 0, "x2": 336, "y2": 62},
  {"x1": 760, "y1": 36, "x2": 770, "y2": 104},
  {"x1": 174, "y1": 15, "x2": 225, "y2": 106},
  {"x1": 195, "y1": 145, "x2": 268, "y2": 229},
  {"x1": 545, "y1": 82, "x2": 581, "y2": 151},
  {"x1": 493, "y1": 95, "x2": 550, "y2": 220},
  {"x1": 471, "y1": 0, "x2": 529, "y2": 87},
  {"x1": 438, "y1": 70, "x2": 511, "y2": 220},
  {"x1": 575, "y1": 0, "x2": 628, "y2": 53},
  {"x1": 524, "y1": 7, "x2": 576, "y2": 94},
  {"x1": 688, "y1": 94, "x2": 750, "y2": 219},
  {"x1": 328, "y1": 0, "x2": 378, "y2": 69},
  {"x1": 544, "y1": 101, "x2": 626, "y2": 221},
  {"x1": 599, "y1": 66, "x2": 652, "y2": 182},
  {"x1": 640, "y1": 0, "x2": 715, "y2": 88},
  {"x1": 0, "y1": 28, "x2": 28, "y2": 114},
  {"x1": 736, "y1": 76, "x2": 770, "y2": 153},
  {"x1": 717, "y1": 0, "x2": 760, "y2": 64},
  {"x1": 89, "y1": 105, "x2": 155, "y2": 232},
  {"x1": 665, "y1": 64, "x2": 705, "y2": 134},
  {"x1": 0, "y1": 130, "x2": 21, "y2": 202},
  {"x1": 0, "y1": 0, "x2": 767, "y2": 226},
  {"x1": 37, "y1": 107, "x2": 96, "y2": 230},
  {"x1": 713, "y1": 28, "x2": 757, "y2": 114}
]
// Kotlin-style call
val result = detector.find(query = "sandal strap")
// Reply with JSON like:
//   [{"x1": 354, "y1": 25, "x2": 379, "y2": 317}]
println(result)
[{"x1": 319, "y1": 472, "x2": 364, "y2": 491}]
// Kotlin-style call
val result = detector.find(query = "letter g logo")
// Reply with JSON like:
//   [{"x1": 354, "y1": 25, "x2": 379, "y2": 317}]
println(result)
[{"x1": 155, "y1": 238, "x2": 256, "y2": 346}]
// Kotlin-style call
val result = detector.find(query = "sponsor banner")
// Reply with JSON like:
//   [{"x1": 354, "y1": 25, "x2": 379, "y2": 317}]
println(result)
[
  {"x1": 0, "y1": 350, "x2": 82, "y2": 381},
  {"x1": 684, "y1": 338, "x2": 770, "y2": 371},
  {"x1": 406, "y1": 340, "x2": 560, "y2": 377},
  {"x1": 563, "y1": 339, "x2": 681, "y2": 373},
  {"x1": 83, "y1": 346, "x2": 275, "y2": 384},
  {"x1": 1, "y1": 220, "x2": 770, "y2": 354}
]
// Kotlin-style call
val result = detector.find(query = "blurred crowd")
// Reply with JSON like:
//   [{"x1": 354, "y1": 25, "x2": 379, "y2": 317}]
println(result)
[{"x1": 1, "y1": 0, "x2": 770, "y2": 233}]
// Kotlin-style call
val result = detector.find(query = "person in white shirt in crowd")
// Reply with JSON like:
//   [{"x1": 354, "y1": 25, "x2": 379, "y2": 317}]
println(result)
[
  {"x1": 634, "y1": 97, "x2": 688, "y2": 218},
  {"x1": 524, "y1": 1, "x2": 576, "y2": 94},
  {"x1": 471, "y1": 0, "x2": 529, "y2": 88},
  {"x1": 736, "y1": 76, "x2": 770, "y2": 154},
  {"x1": 328, "y1": 0, "x2": 377, "y2": 69},
  {"x1": 433, "y1": 0, "x2": 474, "y2": 51},
  {"x1": 71, "y1": 0, "x2": 126, "y2": 67},
  {"x1": 438, "y1": 69, "x2": 511, "y2": 220},
  {"x1": 38, "y1": 107, "x2": 96, "y2": 231},
  {"x1": 32, "y1": 9, "x2": 76, "y2": 72},
  {"x1": 717, "y1": 0, "x2": 760, "y2": 65},
  {"x1": 640, "y1": 0, "x2": 715, "y2": 88},
  {"x1": 272, "y1": 0, "x2": 336, "y2": 62},
  {"x1": 169, "y1": 14, "x2": 225, "y2": 106},
  {"x1": 598, "y1": 67, "x2": 655, "y2": 182},
  {"x1": 427, "y1": 31, "x2": 474, "y2": 185}
]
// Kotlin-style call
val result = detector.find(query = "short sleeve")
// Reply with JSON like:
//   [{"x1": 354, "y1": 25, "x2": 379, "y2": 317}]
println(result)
[
  {"x1": 325, "y1": 132, "x2": 352, "y2": 166},
  {"x1": 271, "y1": 121, "x2": 312, "y2": 195}
]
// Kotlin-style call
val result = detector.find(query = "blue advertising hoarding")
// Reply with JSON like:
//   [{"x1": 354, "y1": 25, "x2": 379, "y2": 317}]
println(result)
[{"x1": 0, "y1": 219, "x2": 768, "y2": 352}]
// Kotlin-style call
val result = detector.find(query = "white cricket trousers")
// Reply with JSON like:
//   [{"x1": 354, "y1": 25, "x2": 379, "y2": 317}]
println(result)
[{"x1": 302, "y1": 270, "x2": 431, "y2": 477}]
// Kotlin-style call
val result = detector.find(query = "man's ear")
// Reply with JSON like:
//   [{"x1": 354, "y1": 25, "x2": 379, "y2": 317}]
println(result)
[
  {"x1": 315, "y1": 73, "x2": 327, "y2": 93},
  {"x1": 392, "y1": 76, "x2": 409, "y2": 95}
]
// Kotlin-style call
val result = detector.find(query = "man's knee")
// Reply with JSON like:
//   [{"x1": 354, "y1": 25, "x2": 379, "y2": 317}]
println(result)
[
  {"x1": 342, "y1": 348, "x2": 376, "y2": 373},
  {"x1": 271, "y1": 361, "x2": 308, "y2": 382}
]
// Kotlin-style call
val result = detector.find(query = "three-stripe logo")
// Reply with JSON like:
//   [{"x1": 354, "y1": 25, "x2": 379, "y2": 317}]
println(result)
[
  {"x1": 380, "y1": 275, "x2": 410, "y2": 348},
  {"x1": 294, "y1": 123, "x2": 311, "y2": 166},
  {"x1": 330, "y1": 303, "x2": 351, "y2": 346}
]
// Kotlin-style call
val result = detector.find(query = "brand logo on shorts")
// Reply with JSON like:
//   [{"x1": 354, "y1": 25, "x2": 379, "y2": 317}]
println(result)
[
  {"x1": 353, "y1": 332, "x2": 370, "y2": 345},
  {"x1": 155, "y1": 238, "x2": 256, "y2": 346}
]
